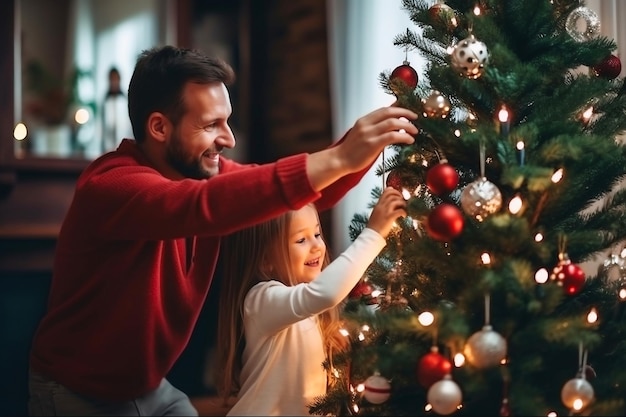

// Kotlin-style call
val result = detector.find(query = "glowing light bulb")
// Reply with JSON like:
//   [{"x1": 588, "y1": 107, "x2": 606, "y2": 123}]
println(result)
[
  {"x1": 418, "y1": 311, "x2": 434, "y2": 326},
  {"x1": 14, "y1": 123, "x2": 27, "y2": 140},
  {"x1": 587, "y1": 308, "x2": 598, "y2": 324},
  {"x1": 535, "y1": 268, "x2": 549, "y2": 284},
  {"x1": 509, "y1": 195, "x2": 523, "y2": 214}
]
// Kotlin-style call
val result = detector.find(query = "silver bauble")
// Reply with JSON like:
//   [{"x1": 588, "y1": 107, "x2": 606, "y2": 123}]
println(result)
[
  {"x1": 450, "y1": 34, "x2": 489, "y2": 79},
  {"x1": 565, "y1": 6, "x2": 600, "y2": 43},
  {"x1": 460, "y1": 177, "x2": 502, "y2": 221},
  {"x1": 463, "y1": 325, "x2": 507, "y2": 369},
  {"x1": 561, "y1": 377, "x2": 594, "y2": 410},
  {"x1": 427, "y1": 374, "x2": 462, "y2": 415},
  {"x1": 422, "y1": 90, "x2": 451, "y2": 119}
]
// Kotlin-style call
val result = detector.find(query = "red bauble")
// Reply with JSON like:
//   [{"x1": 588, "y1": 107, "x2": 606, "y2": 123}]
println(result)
[
  {"x1": 426, "y1": 161, "x2": 459, "y2": 196},
  {"x1": 594, "y1": 54, "x2": 622, "y2": 80},
  {"x1": 417, "y1": 348, "x2": 452, "y2": 388},
  {"x1": 350, "y1": 280, "x2": 378, "y2": 305},
  {"x1": 551, "y1": 257, "x2": 586, "y2": 295},
  {"x1": 390, "y1": 62, "x2": 418, "y2": 94},
  {"x1": 386, "y1": 170, "x2": 414, "y2": 194},
  {"x1": 386, "y1": 170, "x2": 403, "y2": 191},
  {"x1": 426, "y1": 203, "x2": 464, "y2": 241},
  {"x1": 561, "y1": 263, "x2": 586, "y2": 295}
]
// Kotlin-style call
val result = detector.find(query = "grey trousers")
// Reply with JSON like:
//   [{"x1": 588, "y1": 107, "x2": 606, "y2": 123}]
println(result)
[{"x1": 28, "y1": 370, "x2": 199, "y2": 416}]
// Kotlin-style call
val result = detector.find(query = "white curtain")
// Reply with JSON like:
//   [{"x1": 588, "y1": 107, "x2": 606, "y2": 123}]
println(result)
[{"x1": 326, "y1": 0, "x2": 425, "y2": 253}]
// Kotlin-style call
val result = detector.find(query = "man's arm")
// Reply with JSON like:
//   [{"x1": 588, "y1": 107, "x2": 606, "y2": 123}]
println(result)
[{"x1": 306, "y1": 106, "x2": 417, "y2": 192}]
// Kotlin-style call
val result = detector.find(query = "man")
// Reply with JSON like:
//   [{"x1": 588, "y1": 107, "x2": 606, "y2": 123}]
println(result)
[{"x1": 27, "y1": 45, "x2": 417, "y2": 416}]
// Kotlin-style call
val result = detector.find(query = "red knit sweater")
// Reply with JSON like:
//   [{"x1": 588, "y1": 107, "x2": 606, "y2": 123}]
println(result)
[{"x1": 29, "y1": 139, "x2": 365, "y2": 401}]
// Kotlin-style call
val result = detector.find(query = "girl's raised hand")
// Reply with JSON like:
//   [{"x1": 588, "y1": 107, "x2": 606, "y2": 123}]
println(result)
[{"x1": 366, "y1": 187, "x2": 407, "y2": 239}]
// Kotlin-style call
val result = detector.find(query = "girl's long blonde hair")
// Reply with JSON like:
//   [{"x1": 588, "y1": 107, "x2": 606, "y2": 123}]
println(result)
[{"x1": 214, "y1": 204, "x2": 348, "y2": 401}]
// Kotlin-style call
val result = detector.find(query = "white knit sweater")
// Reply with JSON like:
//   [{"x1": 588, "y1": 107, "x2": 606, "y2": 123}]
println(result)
[{"x1": 227, "y1": 228, "x2": 386, "y2": 416}]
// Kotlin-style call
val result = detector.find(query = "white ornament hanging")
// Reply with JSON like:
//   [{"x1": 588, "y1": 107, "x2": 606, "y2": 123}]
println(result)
[
  {"x1": 363, "y1": 372, "x2": 391, "y2": 404},
  {"x1": 463, "y1": 324, "x2": 507, "y2": 368},
  {"x1": 450, "y1": 34, "x2": 489, "y2": 79},
  {"x1": 561, "y1": 377, "x2": 594, "y2": 411},
  {"x1": 427, "y1": 374, "x2": 463, "y2": 415},
  {"x1": 460, "y1": 177, "x2": 503, "y2": 221}
]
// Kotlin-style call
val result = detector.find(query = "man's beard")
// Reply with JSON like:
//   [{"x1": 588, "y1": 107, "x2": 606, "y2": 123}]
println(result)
[{"x1": 166, "y1": 130, "x2": 213, "y2": 180}]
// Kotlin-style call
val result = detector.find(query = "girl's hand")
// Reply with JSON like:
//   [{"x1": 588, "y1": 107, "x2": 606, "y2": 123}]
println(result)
[{"x1": 366, "y1": 187, "x2": 407, "y2": 238}]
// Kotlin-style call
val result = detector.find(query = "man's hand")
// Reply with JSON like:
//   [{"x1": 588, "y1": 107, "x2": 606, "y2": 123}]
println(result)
[{"x1": 307, "y1": 106, "x2": 418, "y2": 191}]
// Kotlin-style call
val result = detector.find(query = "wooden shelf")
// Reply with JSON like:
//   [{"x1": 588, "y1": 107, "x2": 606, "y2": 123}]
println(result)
[{"x1": 0, "y1": 223, "x2": 60, "y2": 239}]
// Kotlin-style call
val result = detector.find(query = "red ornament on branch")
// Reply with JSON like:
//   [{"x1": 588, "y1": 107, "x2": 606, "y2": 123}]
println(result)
[
  {"x1": 550, "y1": 253, "x2": 586, "y2": 295},
  {"x1": 417, "y1": 347, "x2": 452, "y2": 388},
  {"x1": 593, "y1": 54, "x2": 622, "y2": 80},
  {"x1": 349, "y1": 280, "x2": 377, "y2": 305},
  {"x1": 426, "y1": 160, "x2": 459, "y2": 196},
  {"x1": 426, "y1": 203, "x2": 464, "y2": 241},
  {"x1": 390, "y1": 61, "x2": 418, "y2": 95}
]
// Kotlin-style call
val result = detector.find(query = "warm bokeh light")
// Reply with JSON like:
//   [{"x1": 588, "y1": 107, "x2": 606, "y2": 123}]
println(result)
[
  {"x1": 454, "y1": 353, "x2": 465, "y2": 367},
  {"x1": 74, "y1": 108, "x2": 90, "y2": 124},
  {"x1": 573, "y1": 398, "x2": 583, "y2": 411},
  {"x1": 418, "y1": 311, "x2": 435, "y2": 326},
  {"x1": 509, "y1": 195, "x2": 523, "y2": 214},
  {"x1": 587, "y1": 308, "x2": 598, "y2": 324},
  {"x1": 551, "y1": 168, "x2": 564, "y2": 183},
  {"x1": 481, "y1": 252, "x2": 491, "y2": 265},
  {"x1": 535, "y1": 268, "x2": 549, "y2": 284},
  {"x1": 14, "y1": 123, "x2": 27, "y2": 141},
  {"x1": 498, "y1": 106, "x2": 509, "y2": 123},
  {"x1": 535, "y1": 232, "x2": 544, "y2": 242},
  {"x1": 581, "y1": 106, "x2": 593, "y2": 125}
]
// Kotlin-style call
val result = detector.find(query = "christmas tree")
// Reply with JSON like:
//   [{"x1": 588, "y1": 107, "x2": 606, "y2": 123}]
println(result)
[{"x1": 311, "y1": 0, "x2": 626, "y2": 415}]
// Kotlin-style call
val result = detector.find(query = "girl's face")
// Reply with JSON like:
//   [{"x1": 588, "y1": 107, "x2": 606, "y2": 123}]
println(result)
[{"x1": 287, "y1": 205, "x2": 326, "y2": 284}]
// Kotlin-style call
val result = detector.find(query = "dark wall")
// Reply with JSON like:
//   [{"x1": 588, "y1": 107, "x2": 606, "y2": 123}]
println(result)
[{"x1": 0, "y1": 0, "x2": 333, "y2": 415}]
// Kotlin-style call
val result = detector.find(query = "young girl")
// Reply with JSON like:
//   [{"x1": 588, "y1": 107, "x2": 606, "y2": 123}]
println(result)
[{"x1": 215, "y1": 187, "x2": 407, "y2": 416}]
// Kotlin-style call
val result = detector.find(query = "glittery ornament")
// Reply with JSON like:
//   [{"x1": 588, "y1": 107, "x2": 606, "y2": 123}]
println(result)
[
  {"x1": 426, "y1": 203, "x2": 464, "y2": 241},
  {"x1": 386, "y1": 169, "x2": 415, "y2": 194},
  {"x1": 463, "y1": 324, "x2": 507, "y2": 369},
  {"x1": 422, "y1": 90, "x2": 451, "y2": 119},
  {"x1": 561, "y1": 377, "x2": 594, "y2": 410},
  {"x1": 597, "y1": 253, "x2": 625, "y2": 283},
  {"x1": 460, "y1": 177, "x2": 502, "y2": 221},
  {"x1": 390, "y1": 61, "x2": 418, "y2": 95},
  {"x1": 550, "y1": 253, "x2": 586, "y2": 296},
  {"x1": 428, "y1": 2, "x2": 456, "y2": 27},
  {"x1": 593, "y1": 54, "x2": 622, "y2": 80},
  {"x1": 450, "y1": 34, "x2": 489, "y2": 79},
  {"x1": 417, "y1": 346, "x2": 452, "y2": 388},
  {"x1": 363, "y1": 372, "x2": 391, "y2": 404},
  {"x1": 426, "y1": 161, "x2": 459, "y2": 195},
  {"x1": 426, "y1": 374, "x2": 462, "y2": 415},
  {"x1": 565, "y1": 6, "x2": 600, "y2": 43}
]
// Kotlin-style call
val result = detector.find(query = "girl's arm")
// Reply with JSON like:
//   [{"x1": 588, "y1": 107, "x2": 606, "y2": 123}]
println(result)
[{"x1": 244, "y1": 228, "x2": 385, "y2": 333}]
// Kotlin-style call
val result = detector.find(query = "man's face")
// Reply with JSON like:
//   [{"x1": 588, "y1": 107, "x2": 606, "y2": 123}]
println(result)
[{"x1": 166, "y1": 82, "x2": 235, "y2": 179}]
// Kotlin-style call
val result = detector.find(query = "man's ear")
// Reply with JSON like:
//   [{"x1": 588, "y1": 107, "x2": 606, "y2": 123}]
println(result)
[{"x1": 146, "y1": 112, "x2": 170, "y2": 144}]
